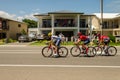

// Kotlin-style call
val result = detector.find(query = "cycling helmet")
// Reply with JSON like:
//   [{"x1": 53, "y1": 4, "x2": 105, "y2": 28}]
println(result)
[
  {"x1": 77, "y1": 32, "x2": 82, "y2": 36},
  {"x1": 48, "y1": 32, "x2": 52, "y2": 36},
  {"x1": 97, "y1": 33, "x2": 101, "y2": 37}
]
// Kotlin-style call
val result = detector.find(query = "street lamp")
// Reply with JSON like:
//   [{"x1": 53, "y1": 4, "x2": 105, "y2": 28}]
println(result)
[{"x1": 100, "y1": 0, "x2": 103, "y2": 35}]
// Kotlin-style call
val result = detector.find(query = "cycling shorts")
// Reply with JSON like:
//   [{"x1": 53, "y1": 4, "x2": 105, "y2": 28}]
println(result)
[
  {"x1": 103, "y1": 38, "x2": 110, "y2": 45},
  {"x1": 83, "y1": 38, "x2": 90, "y2": 45}
]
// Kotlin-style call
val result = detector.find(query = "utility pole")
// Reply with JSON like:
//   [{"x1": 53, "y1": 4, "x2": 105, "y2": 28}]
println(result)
[
  {"x1": 100, "y1": 0, "x2": 103, "y2": 35},
  {"x1": 89, "y1": 16, "x2": 92, "y2": 41}
]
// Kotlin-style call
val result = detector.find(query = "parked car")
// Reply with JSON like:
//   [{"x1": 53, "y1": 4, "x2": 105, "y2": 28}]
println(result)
[
  {"x1": 28, "y1": 33, "x2": 36, "y2": 41},
  {"x1": 36, "y1": 34, "x2": 50, "y2": 41},
  {"x1": 36, "y1": 34, "x2": 44, "y2": 40},
  {"x1": 18, "y1": 35, "x2": 31, "y2": 42}
]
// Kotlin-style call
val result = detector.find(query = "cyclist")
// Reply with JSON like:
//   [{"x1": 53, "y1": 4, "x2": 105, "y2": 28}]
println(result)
[
  {"x1": 95, "y1": 33, "x2": 110, "y2": 49},
  {"x1": 75, "y1": 32, "x2": 90, "y2": 52},
  {"x1": 48, "y1": 32, "x2": 62, "y2": 57}
]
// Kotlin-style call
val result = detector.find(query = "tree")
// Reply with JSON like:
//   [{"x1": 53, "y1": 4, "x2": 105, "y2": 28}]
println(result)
[
  {"x1": 22, "y1": 19, "x2": 37, "y2": 28},
  {"x1": 21, "y1": 29, "x2": 27, "y2": 35}
]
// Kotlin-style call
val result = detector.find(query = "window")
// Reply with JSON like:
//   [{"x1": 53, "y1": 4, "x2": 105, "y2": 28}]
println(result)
[
  {"x1": 80, "y1": 19, "x2": 86, "y2": 28},
  {"x1": 42, "y1": 19, "x2": 51, "y2": 28},
  {"x1": 79, "y1": 30, "x2": 87, "y2": 35},
  {"x1": 18, "y1": 24, "x2": 21, "y2": 27},
  {"x1": 0, "y1": 33, "x2": 6, "y2": 39},
  {"x1": 55, "y1": 19, "x2": 75, "y2": 27},
  {"x1": 2, "y1": 20, "x2": 7, "y2": 29},
  {"x1": 103, "y1": 21, "x2": 107, "y2": 29}
]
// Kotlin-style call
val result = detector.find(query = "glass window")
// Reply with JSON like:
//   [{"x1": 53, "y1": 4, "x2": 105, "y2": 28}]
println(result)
[
  {"x1": 2, "y1": 20, "x2": 7, "y2": 29},
  {"x1": 42, "y1": 19, "x2": 51, "y2": 28},
  {"x1": 79, "y1": 30, "x2": 87, "y2": 35},
  {"x1": 103, "y1": 21, "x2": 107, "y2": 29},
  {"x1": 80, "y1": 19, "x2": 86, "y2": 28},
  {"x1": 55, "y1": 19, "x2": 75, "y2": 27}
]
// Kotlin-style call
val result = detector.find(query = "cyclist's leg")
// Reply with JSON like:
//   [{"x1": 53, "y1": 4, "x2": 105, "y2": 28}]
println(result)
[
  {"x1": 100, "y1": 38, "x2": 109, "y2": 55},
  {"x1": 84, "y1": 39, "x2": 90, "y2": 53},
  {"x1": 53, "y1": 39, "x2": 61, "y2": 57},
  {"x1": 52, "y1": 44, "x2": 57, "y2": 54},
  {"x1": 103, "y1": 38, "x2": 110, "y2": 48}
]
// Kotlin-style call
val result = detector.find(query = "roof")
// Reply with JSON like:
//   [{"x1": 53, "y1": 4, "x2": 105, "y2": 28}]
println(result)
[
  {"x1": 34, "y1": 10, "x2": 84, "y2": 16},
  {"x1": 93, "y1": 13, "x2": 119, "y2": 19},
  {"x1": 48, "y1": 10, "x2": 84, "y2": 14},
  {"x1": 0, "y1": 16, "x2": 26, "y2": 24},
  {"x1": 34, "y1": 13, "x2": 49, "y2": 16}
]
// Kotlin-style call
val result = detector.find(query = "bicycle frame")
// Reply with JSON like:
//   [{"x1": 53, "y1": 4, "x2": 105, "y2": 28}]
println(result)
[
  {"x1": 46, "y1": 41, "x2": 56, "y2": 53},
  {"x1": 70, "y1": 43, "x2": 96, "y2": 57},
  {"x1": 42, "y1": 41, "x2": 68, "y2": 57},
  {"x1": 74, "y1": 44, "x2": 89, "y2": 54}
]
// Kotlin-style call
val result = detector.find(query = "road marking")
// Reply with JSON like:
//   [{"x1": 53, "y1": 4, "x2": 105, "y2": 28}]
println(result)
[
  {"x1": 0, "y1": 45, "x2": 27, "y2": 47},
  {"x1": 0, "y1": 64, "x2": 120, "y2": 68},
  {"x1": 0, "y1": 50, "x2": 40, "y2": 51},
  {"x1": 0, "y1": 50, "x2": 41, "y2": 54}
]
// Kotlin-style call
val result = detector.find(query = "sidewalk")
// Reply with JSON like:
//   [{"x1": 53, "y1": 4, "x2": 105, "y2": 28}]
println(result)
[{"x1": 0, "y1": 42, "x2": 31, "y2": 47}]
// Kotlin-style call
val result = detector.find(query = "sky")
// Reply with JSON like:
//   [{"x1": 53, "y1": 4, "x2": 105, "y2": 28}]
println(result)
[{"x1": 0, "y1": 0, "x2": 120, "y2": 21}]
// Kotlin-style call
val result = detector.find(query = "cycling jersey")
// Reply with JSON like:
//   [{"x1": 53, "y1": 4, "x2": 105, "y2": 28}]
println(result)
[
  {"x1": 51, "y1": 35, "x2": 61, "y2": 47},
  {"x1": 99, "y1": 35, "x2": 109, "y2": 42},
  {"x1": 98, "y1": 35, "x2": 110, "y2": 45},
  {"x1": 78, "y1": 35, "x2": 90, "y2": 45},
  {"x1": 79, "y1": 35, "x2": 88, "y2": 41}
]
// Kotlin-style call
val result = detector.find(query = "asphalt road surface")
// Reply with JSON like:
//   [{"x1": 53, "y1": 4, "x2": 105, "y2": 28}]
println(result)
[{"x1": 0, "y1": 45, "x2": 120, "y2": 80}]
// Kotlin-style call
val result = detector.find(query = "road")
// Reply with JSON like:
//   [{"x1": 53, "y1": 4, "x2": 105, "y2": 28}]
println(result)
[{"x1": 0, "y1": 45, "x2": 120, "y2": 80}]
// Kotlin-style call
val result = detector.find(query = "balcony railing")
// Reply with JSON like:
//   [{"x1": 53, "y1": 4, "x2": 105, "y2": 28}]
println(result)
[
  {"x1": 102, "y1": 26, "x2": 119, "y2": 29},
  {"x1": 0, "y1": 26, "x2": 9, "y2": 30}
]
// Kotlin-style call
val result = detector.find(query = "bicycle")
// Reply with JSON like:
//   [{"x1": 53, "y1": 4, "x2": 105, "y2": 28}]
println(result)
[
  {"x1": 42, "y1": 41, "x2": 68, "y2": 57},
  {"x1": 94, "y1": 42, "x2": 117, "y2": 56},
  {"x1": 70, "y1": 43, "x2": 96, "y2": 57}
]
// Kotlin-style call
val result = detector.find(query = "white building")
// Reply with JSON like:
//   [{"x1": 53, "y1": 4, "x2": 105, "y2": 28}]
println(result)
[{"x1": 29, "y1": 11, "x2": 120, "y2": 40}]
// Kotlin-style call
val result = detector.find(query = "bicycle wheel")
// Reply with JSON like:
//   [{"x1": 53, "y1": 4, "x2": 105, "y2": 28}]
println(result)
[
  {"x1": 70, "y1": 46, "x2": 81, "y2": 57},
  {"x1": 94, "y1": 46, "x2": 102, "y2": 55},
  {"x1": 107, "y1": 46, "x2": 117, "y2": 56},
  {"x1": 87, "y1": 47, "x2": 96, "y2": 57},
  {"x1": 42, "y1": 46, "x2": 53, "y2": 57},
  {"x1": 58, "y1": 46, "x2": 68, "y2": 57}
]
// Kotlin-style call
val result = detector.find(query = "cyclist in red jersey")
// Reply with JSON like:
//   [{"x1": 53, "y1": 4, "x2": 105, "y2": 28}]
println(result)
[
  {"x1": 96, "y1": 33, "x2": 110, "y2": 48},
  {"x1": 75, "y1": 32, "x2": 90, "y2": 50}
]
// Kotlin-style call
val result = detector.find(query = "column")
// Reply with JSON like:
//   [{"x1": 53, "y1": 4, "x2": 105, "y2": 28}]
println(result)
[
  {"x1": 89, "y1": 16, "x2": 92, "y2": 41},
  {"x1": 37, "y1": 18, "x2": 42, "y2": 34},
  {"x1": 37, "y1": 20, "x2": 40, "y2": 34},
  {"x1": 77, "y1": 14, "x2": 80, "y2": 33},
  {"x1": 51, "y1": 14, "x2": 55, "y2": 34}
]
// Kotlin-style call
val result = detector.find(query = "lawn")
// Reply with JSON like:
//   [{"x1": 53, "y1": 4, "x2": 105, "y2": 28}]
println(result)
[{"x1": 30, "y1": 40, "x2": 120, "y2": 46}]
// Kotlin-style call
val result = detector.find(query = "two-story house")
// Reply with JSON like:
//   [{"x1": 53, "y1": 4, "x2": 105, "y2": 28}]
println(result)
[
  {"x1": 92, "y1": 13, "x2": 120, "y2": 36},
  {"x1": 0, "y1": 17, "x2": 28, "y2": 40},
  {"x1": 34, "y1": 11, "x2": 94, "y2": 40},
  {"x1": 33, "y1": 11, "x2": 120, "y2": 40}
]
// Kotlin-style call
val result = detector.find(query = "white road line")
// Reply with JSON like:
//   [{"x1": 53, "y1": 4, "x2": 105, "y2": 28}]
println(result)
[
  {"x1": 0, "y1": 50, "x2": 41, "y2": 54},
  {"x1": 0, "y1": 52, "x2": 41, "y2": 54},
  {"x1": 0, "y1": 45, "x2": 27, "y2": 47},
  {"x1": 0, "y1": 64, "x2": 120, "y2": 68},
  {"x1": 0, "y1": 50, "x2": 41, "y2": 52}
]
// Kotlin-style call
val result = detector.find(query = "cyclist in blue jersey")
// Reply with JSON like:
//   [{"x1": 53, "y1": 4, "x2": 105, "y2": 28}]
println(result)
[{"x1": 48, "y1": 32, "x2": 62, "y2": 57}]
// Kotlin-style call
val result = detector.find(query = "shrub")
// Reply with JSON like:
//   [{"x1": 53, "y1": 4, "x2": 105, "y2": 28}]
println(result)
[
  {"x1": 2, "y1": 38, "x2": 16, "y2": 43},
  {"x1": 108, "y1": 34, "x2": 115, "y2": 43}
]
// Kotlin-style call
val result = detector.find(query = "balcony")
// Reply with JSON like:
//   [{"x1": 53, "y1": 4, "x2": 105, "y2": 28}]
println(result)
[
  {"x1": 54, "y1": 26, "x2": 78, "y2": 30},
  {"x1": 0, "y1": 20, "x2": 9, "y2": 30},
  {"x1": 0, "y1": 26, "x2": 9, "y2": 30}
]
